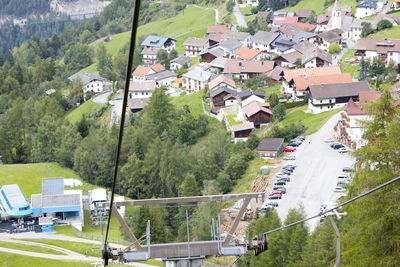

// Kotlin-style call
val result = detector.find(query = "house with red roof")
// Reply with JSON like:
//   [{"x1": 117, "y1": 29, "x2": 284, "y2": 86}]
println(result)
[
  {"x1": 334, "y1": 98, "x2": 371, "y2": 149},
  {"x1": 132, "y1": 64, "x2": 166, "y2": 81}
]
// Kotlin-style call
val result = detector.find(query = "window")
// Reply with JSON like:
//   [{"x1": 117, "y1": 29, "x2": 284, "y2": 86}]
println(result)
[
  {"x1": 329, "y1": 99, "x2": 332, "y2": 103},
  {"x1": 320, "y1": 100, "x2": 323, "y2": 103}
]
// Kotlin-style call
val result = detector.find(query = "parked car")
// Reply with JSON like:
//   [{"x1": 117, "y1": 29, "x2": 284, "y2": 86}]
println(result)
[
  {"x1": 267, "y1": 201, "x2": 279, "y2": 207},
  {"x1": 330, "y1": 142, "x2": 341, "y2": 148},
  {"x1": 282, "y1": 166, "x2": 295, "y2": 171},
  {"x1": 324, "y1": 138, "x2": 334, "y2": 143},
  {"x1": 268, "y1": 194, "x2": 282, "y2": 199},
  {"x1": 332, "y1": 144, "x2": 344, "y2": 150},
  {"x1": 284, "y1": 164, "x2": 296, "y2": 168},
  {"x1": 338, "y1": 147, "x2": 349, "y2": 153},
  {"x1": 342, "y1": 167, "x2": 354, "y2": 172},
  {"x1": 283, "y1": 147, "x2": 296, "y2": 152},
  {"x1": 277, "y1": 177, "x2": 290, "y2": 183},
  {"x1": 274, "y1": 181, "x2": 286, "y2": 186},
  {"x1": 334, "y1": 187, "x2": 347, "y2": 193},
  {"x1": 273, "y1": 186, "x2": 286, "y2": 193},
  {"x1": 338, "y1": 174, "x2": 348, "y2": 179},
  {"x1": 283, "y1": 155, "x2": 296, "y2": 160},
  {"x1": 270, "y1": 190, "x2": 283, "y2": 195}
]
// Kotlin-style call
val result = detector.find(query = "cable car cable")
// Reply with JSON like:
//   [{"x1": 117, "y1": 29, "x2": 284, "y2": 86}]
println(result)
[{"x1": 103, "y1": 0, "x2": 142, "y2": 265}]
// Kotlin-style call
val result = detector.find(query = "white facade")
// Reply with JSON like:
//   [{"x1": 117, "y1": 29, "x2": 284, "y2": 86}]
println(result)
[
  {"x1": 154, "y1": 76, "x2": 176, "y2": 88},
  {"x1": 142, "y1": 54, "x2": 157, "y2": 66},
  {"x1": 170, "y1": 62, "x2": 183, "y2": 70},
  {"x1": 355, "y1": 7, "x2": 376, "y2": 19},
  {"x1": 331, "y1": 3, "x2": 342, "y2": 29},
  {"x1": 308, "y1": 97, "x2": 345, "y2": 113},
  {"x1": 225, "y1": 98, "x2": 238, "y2": 106},
  {"x1": 185, "y1": 44, "x2": 208, "y2": 57},
  {"x1": 83, "y1": 80, "x2": 105, "y2": 94},
  {"x1": 183, "y1": 78, "x2": 207, "y2": 92},
  {"x1": 242, "y1": 95, "x2": 265, "y2": 107}
]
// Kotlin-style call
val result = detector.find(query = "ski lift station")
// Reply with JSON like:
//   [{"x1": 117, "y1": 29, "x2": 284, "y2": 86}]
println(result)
[{"x1": 0, "y1": 178, "x2": 84, "y2": 231}]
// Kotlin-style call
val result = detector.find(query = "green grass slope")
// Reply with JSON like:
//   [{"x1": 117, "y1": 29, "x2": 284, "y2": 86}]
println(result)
[
  {"x1": 0, "y1": 163, "x2": 95, "y2": 197},
  {"x1": 65, "y1": 100, "x2": 105, "y2": 124},
  {"x1": 280, "y1": 105, "x2": 340, "y2": 134},
  {"x1": 280, "y1": 0, "x2": 357, "y2": 15},
  {"x1": 171, "y1": 90, "x2": 204, "y2": 116},
  {"x1": 84, "y1": 6, "x2": 215, "y2": 73},
  {"x1": 0, "y1": 252, "x2": 96, "y2": 267},
  {"x1": 369, "y1": 26, "x2": 400, "y2": 38},
  {"x1": 0, "y1": 241, "x2": 65, "y2": 255}
]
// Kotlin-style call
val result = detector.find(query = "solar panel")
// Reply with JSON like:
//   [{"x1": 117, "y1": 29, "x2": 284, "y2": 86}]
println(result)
[
  {"x1": 42, "y1": 178, "x2": 64, "y2": 196},
  {"x1": 2, "y1": 184, "x2": 29, "y2": 208}
]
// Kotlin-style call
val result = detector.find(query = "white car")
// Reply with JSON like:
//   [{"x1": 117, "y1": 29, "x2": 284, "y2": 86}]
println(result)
[
  {"x1": 324, "y1": 138, "x2": 335, "y2": 143},
  {"x1": 338, "y1": 147, "x2": 350, "y2": 153},
  {"x1": 283, "y1": 155, "x2": 296, "y2": 160}
]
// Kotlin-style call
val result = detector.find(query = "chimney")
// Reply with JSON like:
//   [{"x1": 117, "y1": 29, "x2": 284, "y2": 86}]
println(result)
[{"x1": 238, "y1": 61, "x2": 242, "y2": 67}]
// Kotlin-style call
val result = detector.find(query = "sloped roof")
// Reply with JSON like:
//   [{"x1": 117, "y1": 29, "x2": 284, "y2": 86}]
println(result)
[
  {"x1": 42, "y1": 178, "x2": 64, "y2": 196},
  {"x1": 222, "y1": 31, "x2": 250, "y2": 41},
  {"x1": 183, "y1": 68, "x2": 212, "y2": 82},
  {"x1": 231, "y1": 122, "x2": 255, "y2": 132},
  {"x1": 210, "y1": 86, "x2": 237, "y2": 98},
  {"x1": 183, "y1": 37, "x2": 209, "y2": 47},
  {"x1": 208, "y1": 75, "x2": 236, "y2": 90},
  {"x1": 132, "y1": 64, "x2": 166, "y2": 77},
  {"x1": 279, "y1": 23, "x2": 303, "y2": 36},
  {"x1": 219, "y1": 39, "x2": 243, "y2": 52},
  {"x1": 317, "y1": 28, "x2": 344, "y2": 43},
  {"x1": 344, "y1": 98, "x2": 366, "y2": 116},
  {"x1": 129, "y1": 80, "x2": 156, "y2": 92},
  {"x1": 296, "y1": 9, "x2": 313, "y2": 18},
  {"x1": 242, "y1": 101, "x2": 272, "y2": 117},
  {"x1": 293, "y1": 73, "x2": 352, "y2": 91},
  {"x1": 273, "y1": 16, "x2": 299, "y2": 24},
  {"x1": 317, "y1": 15, "x2": 330, "y2": 24},
  {"x1": 141, "y1": 47, "x2": 160, "y2": 55},
  {"x1": 250, "y1": 31, "x2": 280, "y2": 45},
  {"x1": 359, "y1": 90, "x2": 381, "y2": 103},
  {"x1": 207, "y1": 25, "x2": 229, "y2": 34},
  {"x1": 171, "y1": 56, "x2": 191, "y2": 66},
  {"x1": 129, "y1": 98, "x2": 150, "y2": 110},
  {"x1": 145, "y1": 70, "x2": 177, "y2": 81},
  {"x1": 151, "y1": 63, "x2": 166, "y2": 73},
  {"x1": 267, "y1": 66, "x2": 285, "y2": 81},
  {"x1": 353, "y1": 38, "x2": 400, "y2": 53},
  {"x1": 223, "y1": 59, "x2": 275, "y2": 74},
  {"x1": 284, "y1": 66, "x2": 342, "y2": 82},
  {"x1": 290, "y1": 22, "x2": 317, "y2": 31},
  {"x1": 238, "y1": 89, "x2": 264, "y2": 100},
  {"x1": 235, "y1": 46, "x2": 262, "y2": 60},
  {"x1": 356, "y1": 0, "x2": 378, "y2": 9},
  {"x1": 309, "y1": 81, "x2": 371, "y2": 99},
  {"x1": 256, "y1": 138, "x2": 284, "y2": 151},
  {"x1": 141, "y1": 35, "x2": 175, "y2": 48},
  {"x1": 68, "y1": 72, "x2": 104, "y2": 84}
]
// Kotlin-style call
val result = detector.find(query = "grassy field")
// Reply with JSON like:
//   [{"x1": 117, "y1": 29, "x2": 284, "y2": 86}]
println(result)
[
  {"x1": 231, "y1": 158, "x2": 270, "y2": 194},
  {"x1": 280, "y1": 105, "x2": 341, "y2": 134},
  {"x1": 280, "y1": 0, "x2": 356, "y2": 14},
  {"x1": 0, "y1": 252, "x2": 96, "y2": 267},
  {"x1": 20, "y1": 239, "x2": 101, "y2": 257},
  {"x1": 171, "y1": 90, "x2": 204, "y2": 116},
  {"x1": 226, "y1": 114, "x2": 242, "y2": 126},
  {"x1": 261, "y1": 83, "x2": 282, "y2": 98},
  {"x1": 175, "y1": 28, "x2": 207, "y2": 54},
  {"x1": 240, "y1": 6, "x2": 254, "y2": 15},
  {"x1": 340, "y1": 49, "x2": 359, "y2": 79},
  {"x1": 65, "y1": 100, "x2": 105, "y2": 124},
  {"x1": 0, "y1": 241, "x2": 65, "y2": 255},
  {"x1": 369, "y1": 26, "x2": 400, "y2": 38},
  {"x1": 245, "y1": 15, "x2": 256, "y2": 23},
  {"x1": 83, "y1": 6, "x2": 215, "y2": 73},
  {"x1": 0, "y1": 163, "x2": 95, "y2": 197},
  {"x1": 54, "y1": 211, "x2": 123, "y2": 241}
]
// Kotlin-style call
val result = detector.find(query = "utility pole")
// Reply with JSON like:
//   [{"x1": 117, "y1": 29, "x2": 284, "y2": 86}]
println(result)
[{"x1": 329, "y1": 216, "x2": 340, "y2": 267}]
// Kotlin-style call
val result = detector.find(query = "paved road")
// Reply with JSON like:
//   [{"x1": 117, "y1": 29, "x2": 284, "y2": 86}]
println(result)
[
  {"x1": 233, "y1": 2, "x2": 247, "y2": 28},
  {"x1": 274, "y1": 113, "x2": 355, "y2": 230},
  {"x1": 92, "y1": 91, "x2": 112, "y2": 104}
]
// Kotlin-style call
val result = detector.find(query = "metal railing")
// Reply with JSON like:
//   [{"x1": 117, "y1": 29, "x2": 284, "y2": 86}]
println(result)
[{"x1": 71, "y1": 226, "x2": 131, "y2": 246}]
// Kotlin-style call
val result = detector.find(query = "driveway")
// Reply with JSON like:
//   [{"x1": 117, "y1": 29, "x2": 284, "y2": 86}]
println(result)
[
  {"x1": 92, "y1": 91, "x2": 112, "y2": 104},
  {"x1": 233, "y1": 2, "x2": 247, "y2": 28},
  {"x1": 274, "y1": 113, "x2": 355, "y2": 230}
]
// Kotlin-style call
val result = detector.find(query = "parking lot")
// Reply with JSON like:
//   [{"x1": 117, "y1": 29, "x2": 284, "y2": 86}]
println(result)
[{"x1": 271, "y1": 113, "x2": 355, "y2": 230}]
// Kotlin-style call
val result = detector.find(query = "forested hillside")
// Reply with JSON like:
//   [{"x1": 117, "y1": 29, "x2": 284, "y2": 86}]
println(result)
[{"x1": 0, "y1": 0, "x2": 50, "y2": 18}]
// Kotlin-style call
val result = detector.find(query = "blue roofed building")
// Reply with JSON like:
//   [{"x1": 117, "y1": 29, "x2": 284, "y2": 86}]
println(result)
[
  {"x1": 355, "y1": 0, "x2": 386, "y2": 19},
  {"x1": 0, "y1": 184, "x2": 32, "y2": 217},
  {"x1": 141, "y1": 35, "x2": 176, "y2": 52}
]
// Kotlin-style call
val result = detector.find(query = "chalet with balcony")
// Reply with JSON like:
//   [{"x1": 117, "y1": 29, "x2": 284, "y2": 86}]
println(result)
[
  {"x1": 353, "y1": 38, "x2": 400, "y2": 65},
  {"x1": 141, "y1": 47, "x2": 160, "y2": 66},
  {"x1": 183, "y1": 37, "x2": 209, "y2": 57},
  {"x1": 313, "y1": 28, "x2": 343, "y2": 51},
  {"x1": 308, "y1": 81, "x2": 372, "y2": 113},
  {"x1": 141, "y1": 35, "x2": 176, "y2": 52}
]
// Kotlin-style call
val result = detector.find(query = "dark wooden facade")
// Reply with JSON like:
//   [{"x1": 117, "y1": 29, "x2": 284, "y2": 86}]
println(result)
[
  {"x1": 234, "y1": 129, "x2": 253, "y2": 138},
  {"x1": 249, "y1": 111, "x2": 272, "y2": 127},
  {"x1": 212, "y1": 91, "x2": 230, "y2": 107},
  {"x1": 201, "y1": 53, "x2": 217, "y2": 63}
]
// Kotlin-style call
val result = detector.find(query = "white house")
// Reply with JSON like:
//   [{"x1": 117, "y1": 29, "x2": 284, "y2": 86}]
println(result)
[
  {"x1": 353, "y1": 38, "x2": 400, "y2": 65},
  {"x1": 249, "y1": 31, "x2": 280, "y2": 53},
  {"x1": 68, "y1": 72, "x2": 106, "y2": 95},
  {"x1": 312, "y1": 29, "x2": 343, "y2": 51},
  {"x1": 141, "y1": 47, "x2": 160, "y2": 66},
  {"x1": 334, "y1": 98, "x2": 370, "y2": 149},
  {"x1": 141, "y1": 35, "x2": 176, "y2": 52},
  {"x1": 132, "y1": 64, "x2": 165, "y2": 81},
  {"x1": 128, "y1": 80, "x2": 156, "y2": 99},
  {"x1": 183, "y1": 37, "x2": 209, "y2": 57},
  {"x1": 182, "y1": 68, "x2": 213, "y2": 92},
  {"x1": 145, "y1": 70, "x2": 177, "y2": 87},
  {"x1": 355, "y1": 0, "x2": 380, "y2": 19},
  {"x1": 170, "y1": 56, "x2": 191, "y2": 70},
  {"x1": 308, "y1": 81, "x2": 371, "y2": 113}
]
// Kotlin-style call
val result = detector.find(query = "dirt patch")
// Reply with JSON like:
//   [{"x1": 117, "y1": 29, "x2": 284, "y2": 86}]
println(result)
[{"x1": 251, "y1": 176, "x2": 269, "y2": 192}]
